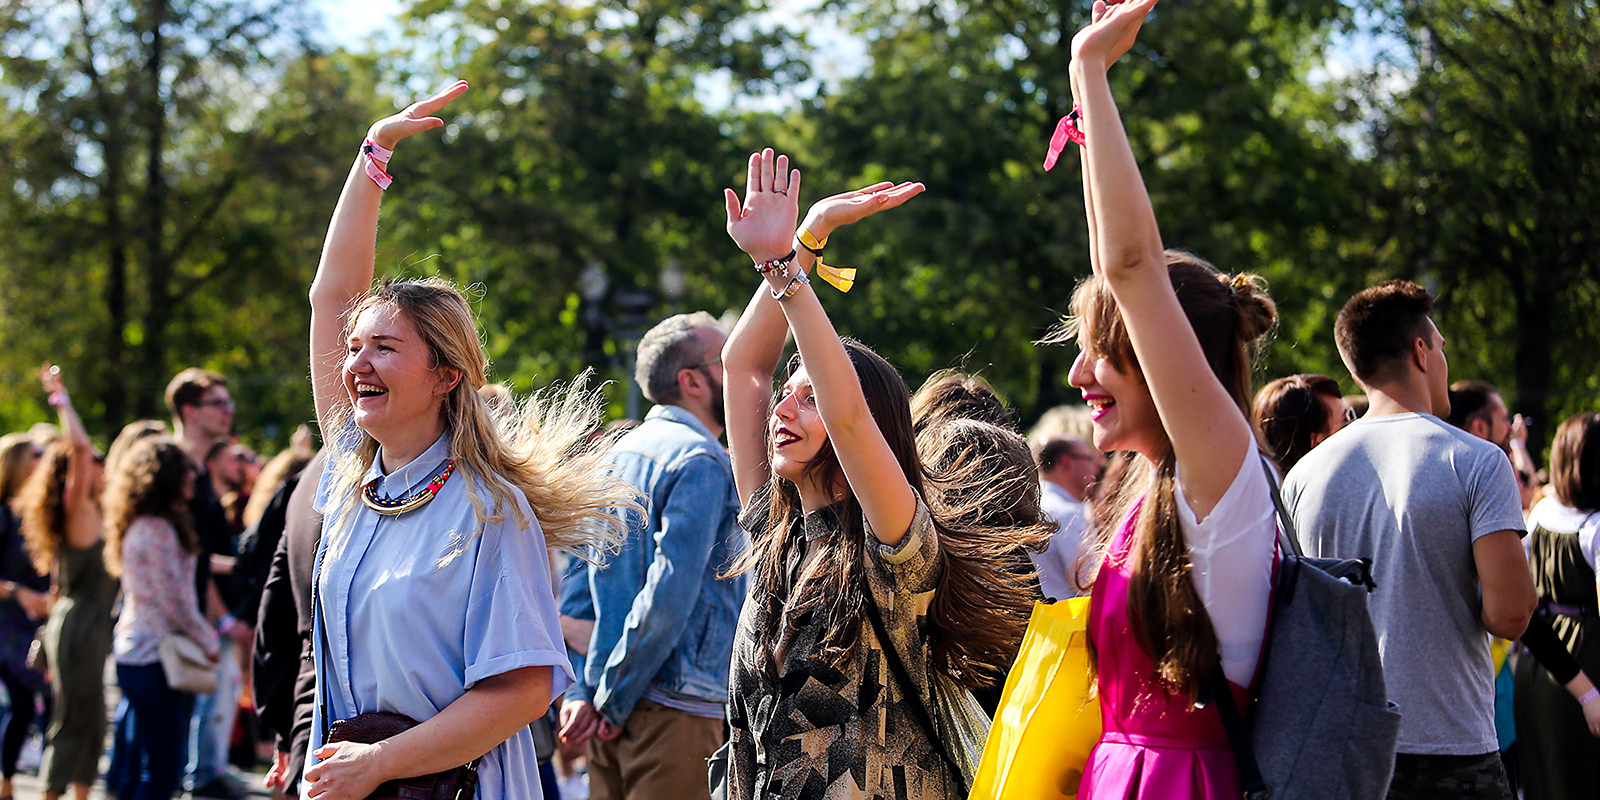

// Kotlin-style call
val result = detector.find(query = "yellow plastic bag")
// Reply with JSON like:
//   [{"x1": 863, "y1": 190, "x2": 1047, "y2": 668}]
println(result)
[{"x1": 970, "y1": 597, "x2": 1102, "y2": 800}]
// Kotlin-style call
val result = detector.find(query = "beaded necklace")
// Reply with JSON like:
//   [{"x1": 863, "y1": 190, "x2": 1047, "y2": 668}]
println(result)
[{"x1": 360, "y1": 458, "x2": 457, "y2": 515}]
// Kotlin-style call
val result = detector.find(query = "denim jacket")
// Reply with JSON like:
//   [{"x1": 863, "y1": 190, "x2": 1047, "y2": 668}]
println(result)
[{"x1": 585, "y1": 405, "x2": 747, "y2": 724}]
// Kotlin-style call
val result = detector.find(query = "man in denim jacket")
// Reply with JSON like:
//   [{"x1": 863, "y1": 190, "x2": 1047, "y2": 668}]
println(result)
[{"x1": 561, "y1": 312, "x2": 747, "y2": 800}]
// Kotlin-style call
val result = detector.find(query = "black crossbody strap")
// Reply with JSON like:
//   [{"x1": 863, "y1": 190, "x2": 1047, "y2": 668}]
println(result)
[
  {"x1": 313, "y1": 530, "x2": 333, "y2": 744},
  {"x1": 1207, "y1": 669, "x2": 1269, "y2": 800},
  {"x1": 1202, "y1": 455, "x2": 1295, "y2": 799},
  {"x1": 861, "y1": 599, "x2": 970, "y2": 796},
  {"x1": 1258, "y1": 456, "x2": 1302, "y2": 559}
]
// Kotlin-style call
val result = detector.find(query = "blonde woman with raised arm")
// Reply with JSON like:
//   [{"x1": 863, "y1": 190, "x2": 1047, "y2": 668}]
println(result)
[{"x1": 303, "y1": 81, "x2": 634, "y2": 800}]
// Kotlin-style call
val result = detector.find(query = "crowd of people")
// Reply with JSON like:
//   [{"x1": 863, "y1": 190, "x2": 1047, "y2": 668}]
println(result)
[{"x1": 0, "y1": 3, "x2": 1595, "y2": 800}]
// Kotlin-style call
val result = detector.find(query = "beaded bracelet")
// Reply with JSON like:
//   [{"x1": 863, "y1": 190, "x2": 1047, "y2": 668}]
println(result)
[
  {"x1": 1582, "y1": 687, "x2": 1600, "y2": 706},
  {"x1": 754, "y1": 250, "x2": 796, "y2": 276}
]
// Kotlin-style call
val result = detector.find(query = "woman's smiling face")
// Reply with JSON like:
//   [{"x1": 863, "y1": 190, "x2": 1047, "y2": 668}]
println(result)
[
  {"x1": 343, "y1": 303, "x2": 454, "y2": 441},
  {"x1": 769, "y1": 365, "x2": 829, "y2": 482},
  {"x1": 1067, "y1": 348, "x2": 1163, "y2": 460}
]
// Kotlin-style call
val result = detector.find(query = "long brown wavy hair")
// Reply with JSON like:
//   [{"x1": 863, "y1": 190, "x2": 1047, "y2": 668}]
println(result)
[
  {"x1": 732, "y1": 339, "x2": 1048, "y2": 689},
  {"x1": 102, "y1": 437, "x2": 197, "y2": 577},
  {"x1": 16, "y1": 440, "x2": 75, "y2": 575},
  {"x1": 917, "y1": 417, "x2": 1057, "y2": 682},
  {"x1": 322, "y1": 278, "x2": 637, "y2": 560},
  {"x1": 1053, "y1": 250, "x2": 1277, "y2": 697}
]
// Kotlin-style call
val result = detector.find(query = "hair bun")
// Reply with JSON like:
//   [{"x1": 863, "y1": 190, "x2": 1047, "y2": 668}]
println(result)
[{"x1": 1227, "y1": 272, "x2": 1277, "y2": 343}]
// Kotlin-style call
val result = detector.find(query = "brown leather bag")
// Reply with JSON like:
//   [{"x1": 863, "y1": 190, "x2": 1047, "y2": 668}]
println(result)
[{"x1": 324, "y1": 712, "x2": 479, "y2": 800}]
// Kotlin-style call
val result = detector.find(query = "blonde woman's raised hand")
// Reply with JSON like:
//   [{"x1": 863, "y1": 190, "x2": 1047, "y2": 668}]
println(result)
[
  {"x1": 801, "y1": 181, "x2": 926, "y2": 242},
  {"x1": 725, "y1": 148, "x2": 801, "y2": 263},
  {"x1": 367, "y1": 80, "x2": 470, "y2": 150},
  {"x1": 1071, "y1": 0, "x2": 1159, "y2": 70}
]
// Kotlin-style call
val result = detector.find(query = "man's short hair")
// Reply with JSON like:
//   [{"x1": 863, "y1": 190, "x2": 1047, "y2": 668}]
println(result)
[
  {"x1": 635, "y1": 312, "x2": 719, "y2": 406},
  {"x1": 165, "y1": 368, "x2": 228, "y2": 420},
  {"x1": 1037, "y1": 435, "x2": 1089, "y2": 472},
  {"x1": 1334, "y1": 280, "x2": 1435, "y2": 385},
  {"x1": 1446, "y1": 380, "x2": 1500, "y2": 430}
]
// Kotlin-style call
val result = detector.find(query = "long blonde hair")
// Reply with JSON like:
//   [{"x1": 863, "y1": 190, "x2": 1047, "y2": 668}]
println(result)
[
  {"x1": 242, "y1": 442, "x2": 316, "y2": 531},
  {"x1": 324, "y1": 277, "x2": 636, "y2": 557}
]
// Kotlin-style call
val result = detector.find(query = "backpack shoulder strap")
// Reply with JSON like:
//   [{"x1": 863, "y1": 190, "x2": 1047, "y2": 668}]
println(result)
[
  {"x1": 1258, "y1": 456, "x2": 1303, "y2": 559},
  {"x1": 1208, "y1": 669, "x2": 1270, "y2": 800}
]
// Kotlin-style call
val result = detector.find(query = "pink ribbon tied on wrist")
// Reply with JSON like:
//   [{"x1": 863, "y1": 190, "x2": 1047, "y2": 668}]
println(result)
[{"x1": 1043, "y1": 105, "x2": 1086, "y2": 172}]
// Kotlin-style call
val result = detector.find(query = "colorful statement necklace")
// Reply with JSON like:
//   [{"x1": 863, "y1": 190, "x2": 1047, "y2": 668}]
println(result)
[{"x1": 361, "y1": 458, "x2": 457, "y2": 516}]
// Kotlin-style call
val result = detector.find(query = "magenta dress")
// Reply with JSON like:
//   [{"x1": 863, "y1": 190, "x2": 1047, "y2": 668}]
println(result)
[{"x1": 1081, "y1": 506, "x2": 1250, "y2": 800}]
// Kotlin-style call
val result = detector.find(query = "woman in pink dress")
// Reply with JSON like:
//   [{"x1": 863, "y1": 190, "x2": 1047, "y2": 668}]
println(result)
[{"x1": 1054, "y1": 1, "x2": 1281, "y2": 797}]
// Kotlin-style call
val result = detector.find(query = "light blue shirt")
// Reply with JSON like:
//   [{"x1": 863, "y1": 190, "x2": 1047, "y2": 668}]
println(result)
[{"x1": 307, "y1": 429, "x2": 571, "y2": 800}]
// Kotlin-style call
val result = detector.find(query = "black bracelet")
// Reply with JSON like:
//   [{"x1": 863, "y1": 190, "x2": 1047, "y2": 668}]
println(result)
[{"x1": 754, "y1": 250, "x2": 796, "y2": 275}]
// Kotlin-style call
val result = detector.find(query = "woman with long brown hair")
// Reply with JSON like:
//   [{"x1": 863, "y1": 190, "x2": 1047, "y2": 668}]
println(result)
[
  {"x1": 1047, "y1": 1, "x2": 1280, "y2": 797},
  {"x1": 105, "y1": 436, "x2": 219, "y2": 800},
  {"x1": 719, "y1": 151, "x2": 1046, "y2": 798},
  {"x1": 17, "y1": 367, "x2": 115, "y2": 800}
]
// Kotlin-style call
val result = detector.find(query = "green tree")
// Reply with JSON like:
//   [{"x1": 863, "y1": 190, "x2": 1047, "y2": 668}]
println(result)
[
  {"x1": 789, "y1": 0, "x2": 1367, "y2": 422},
  {"x1": 0, "y1": 0, "x2": 344, "y2": 442},
  {"x1": 1360, "y1": 0, "x2": 1600, "y2": 450},
  {"x1": 356, "y1": 0, "x2": 806, "y2": 406}
]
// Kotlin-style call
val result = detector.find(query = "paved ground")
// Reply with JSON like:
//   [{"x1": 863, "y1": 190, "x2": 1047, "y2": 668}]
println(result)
[{"x1": 7, "y1": 768, "x2": 273, "y2": 799}]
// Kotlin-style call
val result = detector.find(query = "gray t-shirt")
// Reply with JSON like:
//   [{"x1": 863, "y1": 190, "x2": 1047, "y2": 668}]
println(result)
[{"x1": 1282, "y1": 412, "x2": 1525, "y2": 756}]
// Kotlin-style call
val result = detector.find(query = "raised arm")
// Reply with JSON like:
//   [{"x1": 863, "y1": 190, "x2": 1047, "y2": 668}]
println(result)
[
  {"x1": 40, "y1": 364, "x2": 98, "y2": 547},
  {"x1": 724, "y1": 149, "x2": 925, "y2": 544},
  {"x1": 309, "y1": 81, "x2": 470, "y2": 430},
  {"x1": 721, "y1": 154, "x2": 793, "y2": 506},
  {"x1": 1068, "y1": 0, "x2": 1252, "y2": 516}
]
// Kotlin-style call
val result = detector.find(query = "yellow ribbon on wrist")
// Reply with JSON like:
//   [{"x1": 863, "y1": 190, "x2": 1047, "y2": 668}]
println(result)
[{"x1": 796, "y1": 228, "x2": 857, "y2": 293}]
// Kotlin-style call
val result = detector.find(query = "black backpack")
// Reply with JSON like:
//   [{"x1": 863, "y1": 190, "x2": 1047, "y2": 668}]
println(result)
[{"x1": 1206, "y1": 459, "x2": 1400, "y2": 800}]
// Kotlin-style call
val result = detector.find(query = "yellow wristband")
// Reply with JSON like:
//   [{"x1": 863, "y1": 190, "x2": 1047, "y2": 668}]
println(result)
[{"x1": 797, "y1": 228, "x2": 828, "y2": 253}]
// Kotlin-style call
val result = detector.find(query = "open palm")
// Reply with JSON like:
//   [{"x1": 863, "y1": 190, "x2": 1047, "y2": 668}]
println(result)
[
  {"x1": 368, "y1": 80, "x2": 470, "y2": 150},
  {"x1": 804, "y1": 181, "x2": 926, "y2": 238}
]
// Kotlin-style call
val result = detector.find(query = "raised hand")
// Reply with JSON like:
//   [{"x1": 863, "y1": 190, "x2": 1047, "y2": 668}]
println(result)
[
  {"x1": 802, "y1": 181, "x2": 926, "y2": 241},
  {"x1": 367, "y1": 80, "x2": 470, "y2": 150},
  {"x1": 1071, "y1": 0, "x2": 1159, "y2": 70},
  {"x1": 39, "y1": 363, "x2": 65, "y2": 398},
  {"x1": 725, "y1": 148, "x2": 801, "y2": 263}
]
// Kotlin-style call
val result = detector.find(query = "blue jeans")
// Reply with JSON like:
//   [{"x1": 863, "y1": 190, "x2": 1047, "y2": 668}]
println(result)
[{"x1": 116, "y1": 662, "x2": 195, "y2": 800}]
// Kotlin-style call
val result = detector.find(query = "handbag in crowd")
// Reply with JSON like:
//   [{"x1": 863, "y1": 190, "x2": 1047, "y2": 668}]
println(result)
[
  {"x1": 970, "y1": 596, "x2": 1101, "y2": 800},
  {"x1": 1204, "y1": 458, "x2": 1399, "y2": 800},
  {"x1": 158, "y1": 634, "x2": 219, "y2": 694},
  {"x1": 324, "y1": 711, "x2": 480, "y2": 800}
]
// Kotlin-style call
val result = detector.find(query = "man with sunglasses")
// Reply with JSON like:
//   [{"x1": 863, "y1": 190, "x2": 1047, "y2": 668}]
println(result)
[{"x1": 561, "y1": 312, "x2": 747, "y2": 800}]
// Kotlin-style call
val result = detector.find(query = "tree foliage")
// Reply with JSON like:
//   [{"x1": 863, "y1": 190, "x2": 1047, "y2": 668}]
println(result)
[
  {"x1": 0, "y1": 0, "x2": 1593, "y2": 457},
  {"x1": 1359, "y1": 0, "x2": 1600, "y2": 448}
]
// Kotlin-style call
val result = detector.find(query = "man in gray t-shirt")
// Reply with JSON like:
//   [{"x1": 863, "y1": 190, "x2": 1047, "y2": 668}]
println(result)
[{"x1": 1282, "y1": 280, "x2": 1535, "y2": 800}]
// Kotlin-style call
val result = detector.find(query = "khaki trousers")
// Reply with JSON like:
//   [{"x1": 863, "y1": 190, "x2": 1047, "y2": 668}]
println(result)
[{"x1": 587, "y1": 700, "x2": 725, "y2": 800}]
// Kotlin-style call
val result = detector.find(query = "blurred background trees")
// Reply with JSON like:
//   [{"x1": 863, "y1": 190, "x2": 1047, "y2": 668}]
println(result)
[{"x1": 1, "y1": 0, "x2": 1595, "y2": 457}]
